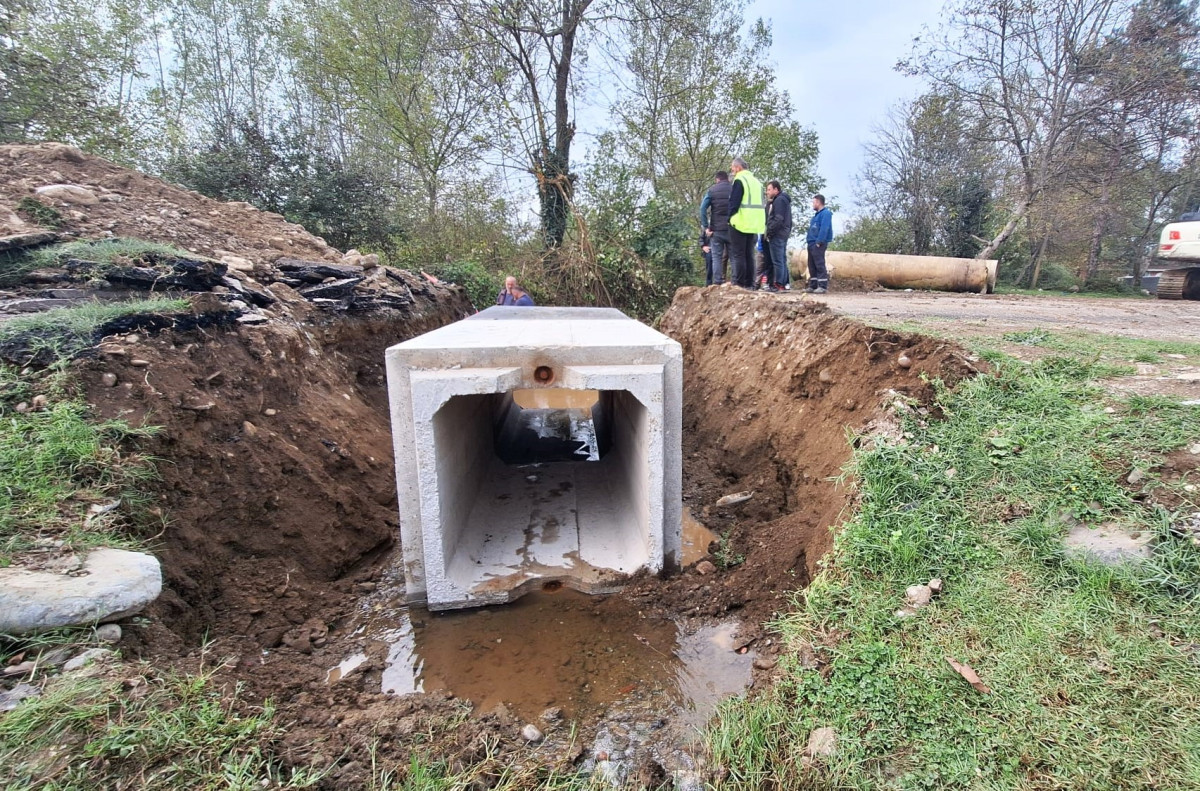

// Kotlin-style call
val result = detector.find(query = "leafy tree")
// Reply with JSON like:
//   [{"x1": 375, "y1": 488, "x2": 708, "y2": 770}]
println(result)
[
  {"x1": 857, "y1": 91, "x2": 995, "y2": 258},
  {"x1": 0, "y1": 0, "x2": 151, "y2": 158},
  {"x1": 285, "y1": 0, "x2": 491, "y2": 218},
  {"x1": 164, "y1": 118, "x2": 402, "y2": 251}
]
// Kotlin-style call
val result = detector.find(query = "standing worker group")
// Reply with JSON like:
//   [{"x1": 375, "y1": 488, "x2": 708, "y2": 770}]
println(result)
[{"x1": 699, "y1": 157, "x2": 833, "y2": 293}]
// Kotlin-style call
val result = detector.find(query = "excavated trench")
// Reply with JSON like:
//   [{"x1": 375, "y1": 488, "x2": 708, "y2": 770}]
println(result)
[{"x1": 82, "y1": 287, "x2": 978, "y2": 788}]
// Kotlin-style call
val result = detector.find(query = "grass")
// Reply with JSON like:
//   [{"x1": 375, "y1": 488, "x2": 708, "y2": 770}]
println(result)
[
  {"x1": 997, "y1": 328, "x2": 1200, "y2": 365},
  {"x1": 0, "y1": 370, "x2": 159, "y2": 563},
  {"x1": 0, "y1": 664, "x2": 324, "y2": 790},
  {"x1": 1, "y1": 237, "x2": 201, "y2": 287},
  {"x1": 0, "y1": 297, "x2": 189, "y2": 364},
  {"x1": 0, "y1": 299, "x2": 183, "y2": 563},
  {"x1": 707, "y1": 352, "x2": 1200, "y2": 789},
  {"x1": 23, "y1": 238, "x2": 200, "y2": 271}
]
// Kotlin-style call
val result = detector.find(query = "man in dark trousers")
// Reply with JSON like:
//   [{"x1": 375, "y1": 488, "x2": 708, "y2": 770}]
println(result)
[
  {"x1": 806, "y1": 194, "x2": 833, "y2": 293},
  {"x1": 727, "y1": 157, "x2": 766, "y2": 289},
  {"x1": 699, "y1": 230, "x2": 715, "y2": 286},
  {"x1": 699, "y1": 171, "x2": 731, "y2": 285},
  {"x1": 765, "y1": 180, "x2": 793, "y2": 291}
]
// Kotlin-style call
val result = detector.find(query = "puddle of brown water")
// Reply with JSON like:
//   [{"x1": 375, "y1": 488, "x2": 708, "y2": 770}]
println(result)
[
  {"x1": 682, "y1": 508, "x2": 719, "y2": 566},
  {"x1": 343, "y1": 589, "x2": 752, "y2": 725}
]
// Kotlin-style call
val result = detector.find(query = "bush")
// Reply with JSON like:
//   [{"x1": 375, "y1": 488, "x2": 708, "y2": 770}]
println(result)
[{"x1": 425, "y1": 260, "x2": 501, "y2": 312}]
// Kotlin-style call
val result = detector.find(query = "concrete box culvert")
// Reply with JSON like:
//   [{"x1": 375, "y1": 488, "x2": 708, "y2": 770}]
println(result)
[{"x1": 386, "y1": 306, "x2": 683, "y2": 611}]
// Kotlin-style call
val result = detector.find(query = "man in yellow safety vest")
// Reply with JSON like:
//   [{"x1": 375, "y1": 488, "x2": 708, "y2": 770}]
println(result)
[{"x1": 727, "y1": 157, "x2": 766, "y2": 289}]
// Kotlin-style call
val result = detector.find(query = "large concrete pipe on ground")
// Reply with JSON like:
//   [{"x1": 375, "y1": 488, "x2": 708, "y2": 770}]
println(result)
[
  {"x1": 789, "y1": 249, "x2": 998, "y2": 293},
  {"x1": 386, "y1": 306, "x2": 683, "y2": 611}
]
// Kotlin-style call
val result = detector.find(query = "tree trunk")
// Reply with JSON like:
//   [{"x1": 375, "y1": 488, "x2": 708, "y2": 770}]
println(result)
[
  {"x1": 1029, "y1": 232, "x2": 1051, "y2": 288},
  {"x1": 976, "y1": 198, "x2": 1030, "y2": 260},
  {"x1": 538, "y1": 0, "x2": 587, "y2": 249}
]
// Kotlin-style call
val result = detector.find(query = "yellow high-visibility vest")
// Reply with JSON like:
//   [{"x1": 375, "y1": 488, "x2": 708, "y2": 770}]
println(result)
[{"x1": 730, "y1": 170, "x2": 766, "y2": 234}]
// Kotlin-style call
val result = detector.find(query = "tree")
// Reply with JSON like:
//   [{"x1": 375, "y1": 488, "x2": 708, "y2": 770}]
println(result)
[
  {"x1": 164, "y1": 117, "x2": 402, "y2": 251},
  {"x1": 286, "y1": 0, "x2": 491, "y2": 217},
  {"x1": 905, "y1": 0, "x2": 1134, "y2": 263},
  {"x1": 0, "y1": 0, "x2": 151, "y2": 158},
  {"x1": 612, "y1": 10, "x2": 822, "y2": 209},
  {"x1": 446, "y1": 0, "x2": 603, "y2": 248},
  {"x1": 858, "y1": 92, "x2": 995, "y2": 258}
]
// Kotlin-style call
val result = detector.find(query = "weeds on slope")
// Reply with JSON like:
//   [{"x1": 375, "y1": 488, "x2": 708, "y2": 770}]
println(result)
[
  {"x1": 0, "y1": 663, "x2": 324, "y2": 790},
  {"x1": 709, "y1": 353, "x2": 1200, "y2": 790},
  {"x1": 0, "y1": 297, "x2": 189, "y2": 364},
  {"x1": 0, "y1": 302, "x2": 175, "y2": 564}
]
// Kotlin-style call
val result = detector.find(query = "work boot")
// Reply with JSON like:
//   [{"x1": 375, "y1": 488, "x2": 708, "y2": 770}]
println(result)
[{"x1": 813, "y1": 287, "x2": 827, "y2": 294}]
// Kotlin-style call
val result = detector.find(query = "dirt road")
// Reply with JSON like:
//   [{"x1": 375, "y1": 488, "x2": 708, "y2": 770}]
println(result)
[{"x1": 794, "y1": 291, "x2": 1200, "y2": 343}]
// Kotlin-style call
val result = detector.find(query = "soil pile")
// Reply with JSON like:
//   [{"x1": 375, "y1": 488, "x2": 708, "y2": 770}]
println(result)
[
  {"x1": 0, "y1": 142, "x2": 339, "y2": 263},
  {"x1": 638, "y1": 287, "x2": 980, "y2": 626}
]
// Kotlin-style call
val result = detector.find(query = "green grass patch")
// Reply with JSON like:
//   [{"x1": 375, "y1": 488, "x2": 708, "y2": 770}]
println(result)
[
  {"x1": 709, "y1": 352, "x2": 1200, "y2": 789},
  {"x1": 1, "y1": 237, "x2": 204, "y2": 288},
  {"x1": 24, "y1": 238, "x2": 200, "y2": 271},
  {"x1": 0, "y1": 363, "x2": 159, "y2": 564},
  {"x1": 0, "y1": 665, "x2": 324, "y2": 790},
  {"x1": 0, "y1": 297, "x2": 189, "y2": 365},
  {"x1": 999, "y1": 328, "x2": 1200, "y2": 365}
]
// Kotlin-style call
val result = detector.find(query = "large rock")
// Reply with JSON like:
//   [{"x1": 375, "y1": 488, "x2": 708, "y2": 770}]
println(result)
[
  {"x1": 0, "y1": 231, "x2": 58, "y2": 252},
  {"x1": 34, "y1": 184, "x2": 99, "y2": 205},
  {"x1": 275, "y1": 258, "x2": 364, "y2": 283},
  {"x1": 0, "y1": 548, "x2": 162, "y2": 634}
]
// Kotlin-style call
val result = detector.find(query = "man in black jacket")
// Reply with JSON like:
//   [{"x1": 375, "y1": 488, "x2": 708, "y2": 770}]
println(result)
[
  {"x1": 699, "y1": 171, "x2": 732, "y2": 285},
  {"x1": 765, "y1": 180, "x2": 792, "y2": 291}
]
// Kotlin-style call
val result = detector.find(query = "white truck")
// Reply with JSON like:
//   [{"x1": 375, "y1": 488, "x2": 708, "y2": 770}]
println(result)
[{"x1": 1155, "y1": 212, "x2": 1200, "y2": 300}]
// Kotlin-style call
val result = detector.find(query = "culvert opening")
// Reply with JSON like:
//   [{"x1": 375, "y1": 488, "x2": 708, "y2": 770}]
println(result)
[{"x1": 431, "y1": 387, "x2": 653, "y2": 601}]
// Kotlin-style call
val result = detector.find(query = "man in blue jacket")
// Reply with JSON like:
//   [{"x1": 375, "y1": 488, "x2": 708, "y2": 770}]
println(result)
[{"x1": 805, "y1": 194, "x2": 833, "y2": 293}]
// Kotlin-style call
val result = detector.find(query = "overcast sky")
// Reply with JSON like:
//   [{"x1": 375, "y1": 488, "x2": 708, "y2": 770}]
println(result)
[{"x1": 746, "y1": 0, "x2": 946, "y2": 227}]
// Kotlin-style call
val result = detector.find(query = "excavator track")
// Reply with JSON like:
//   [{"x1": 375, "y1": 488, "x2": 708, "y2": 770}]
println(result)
[{"x1": 1156, "y1": 267, "x2": 1200, "y2": 300}]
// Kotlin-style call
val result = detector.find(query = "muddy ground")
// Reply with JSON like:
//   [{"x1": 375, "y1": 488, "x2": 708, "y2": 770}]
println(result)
[{"x1": 62, "y1": 285, "x2": 976, "y2": 788}]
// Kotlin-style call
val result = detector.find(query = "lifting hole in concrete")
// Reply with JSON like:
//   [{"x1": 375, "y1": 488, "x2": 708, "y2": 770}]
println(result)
[{"x1": 534, "y1": 365, "x2": 555, "y2": 384}]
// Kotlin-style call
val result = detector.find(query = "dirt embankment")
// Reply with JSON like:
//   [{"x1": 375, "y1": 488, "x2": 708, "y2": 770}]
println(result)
[
  {"x1": 83, "y1": 306, "x2": 474, "y2": 655},
  {"x1": 638, "y1": 287, "x2": 980, "y2": 626}
]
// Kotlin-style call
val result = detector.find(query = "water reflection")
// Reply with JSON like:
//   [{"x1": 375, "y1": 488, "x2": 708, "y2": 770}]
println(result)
[{"x1": 337, "y1": 590, "x2": 753, "y2": 728}]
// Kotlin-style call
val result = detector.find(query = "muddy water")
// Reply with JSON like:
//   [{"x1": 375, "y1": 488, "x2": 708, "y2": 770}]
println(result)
[
  {"x1": 342, "y1": 589, "x2": 752, "y2": 726},
  {"x1": 682, "y1": 508, "x2": 719, "y2": 566}
]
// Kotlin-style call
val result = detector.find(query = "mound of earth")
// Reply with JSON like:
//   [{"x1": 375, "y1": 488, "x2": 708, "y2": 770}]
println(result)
[
  {"x1": 632, "y1": 287, "x2": 981, "y2": 628},
  {"x1": 0, "y1": 142, "x2": 340, "y2": 263}
]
